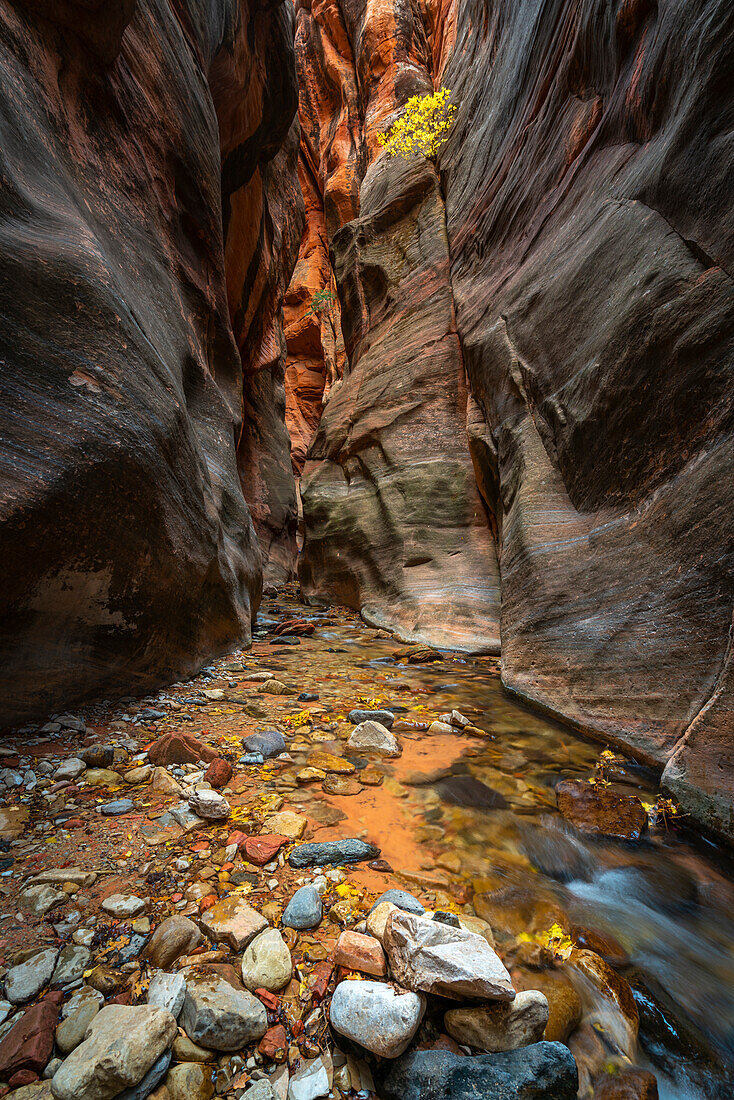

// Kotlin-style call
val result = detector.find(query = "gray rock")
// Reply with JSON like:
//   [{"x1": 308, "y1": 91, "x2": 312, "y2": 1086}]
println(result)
[
  {"x1": 99, "y1": 799, "x2": 135, "y2": 815},
  {"x1": 288, "y1": 839, "x2": 380, "y2": 868},
  {"x1": 242, "y1": 731, "x2": 286, "y2": 759},
  {"x1": 384, "y1": 910, "x2": 514, "y2": 1001},
  {"x1": 79, "y1": 745, "x2": 115, "y2": 768},
  {"x1": 282, "y1": 886, "x2": 322, "y2": 930},
  {"x1": 180, "y1": 973, "x2": 267, "y2": 1051},
  {"x1": 330, "y1": 978, "x2": 425, "y2": 1058},
  {"x1": 374, "y1": 1042, "x2": 579, "y2": 1100},
  {"x1": 369, "y1": 889, "x2": 425, "y2": 915},
  {"x1": 61, "y1": 986, "x2": 104, "y2": 1019},
  {"x1": 50, "y1": 1003, "x2": 177, "y2": 1100},
  {"x1": 21, "y1": 884, "x2": 66, "y2": 916},
  {"x1": 115, "y1": 1049, "x2": 172, "y2": 1100},
  {"x1": 56, "y1": 1000, "x2": 100, "y2": 1054},
  {"x1": 168, "y1": 802, "x2": 206, "y2": 830},
  {"x1": 244, "y1": 1081, "x2": 276, "y2": 1100},
  {"x1": 347, "y1": 721, "x2": 400, "y2": 757},
  {"x1": 147, "y1": 970, "x2": 186, "y2": 1017},
  {"x1": 348, "y1": 709, "x2": 395, "y2": 728},
  {"x1": 54, "y1": 759, "x2": 87, "y2": 781},
  {"x1": 101, "y1": 893, "x2": 146, "y2": 918},
  {"x1": 288, "y1": 1056, "x2": 331, "y2": 1100},
  {"x1": 241, "y1": 929, "x2": 292, "y2": 992},
  {"x1": 187, "y1": 788, "x2": 230, "y2": 820},
  {"x1": 6, "y1": 947, "x2": 58, "y2": 1004},
  {"x1": 51, "y1": 945, "x2": 92, "y2": 988}
]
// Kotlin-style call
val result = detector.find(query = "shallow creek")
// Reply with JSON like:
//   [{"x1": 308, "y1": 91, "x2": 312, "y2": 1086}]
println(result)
[
  {"x1": 3, "y1": 589, "x2": 733, "y2": 1100},
  {"x1": 256, "y1": 593, "x2": 734, "y2": 1100}
]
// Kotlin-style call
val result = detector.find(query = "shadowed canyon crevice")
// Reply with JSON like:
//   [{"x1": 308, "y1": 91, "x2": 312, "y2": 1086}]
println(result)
[{"x1": 0, "y1": 0, "x2": 732, "y2": 848}]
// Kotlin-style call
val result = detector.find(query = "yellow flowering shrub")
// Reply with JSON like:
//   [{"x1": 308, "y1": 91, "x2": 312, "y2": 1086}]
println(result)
[{"x1": 378, "y1": 87, "x2": 456, "y2": 160}]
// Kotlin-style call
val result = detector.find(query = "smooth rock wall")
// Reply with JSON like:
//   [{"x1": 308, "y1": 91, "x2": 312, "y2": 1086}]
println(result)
[
  {"x1": 439, "y1": 0, "x2": 734, "y2": 835},
  {"x1": 0, "y1": 0, "x2": 301, "y2": 721}
]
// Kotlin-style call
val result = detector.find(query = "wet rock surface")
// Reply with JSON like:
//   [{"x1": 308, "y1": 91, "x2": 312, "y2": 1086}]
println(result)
[{"x1": 0, "y1": 590, "x2": 730, "y2": 1100}]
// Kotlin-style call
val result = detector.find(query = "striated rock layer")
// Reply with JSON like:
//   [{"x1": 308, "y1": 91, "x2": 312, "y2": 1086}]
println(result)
[
  {"x1": 438, "y1": 0, "x2": 734, "y2": 837},
  {"x1": 288, "y1": 0, "x2": 734, "y2": 838},
  {"x1": 0, "y1": 0, "x2": 302, "y2": 722},
  {"x1": 292, "y1": 0, "x2": 501, "y2": 650}
]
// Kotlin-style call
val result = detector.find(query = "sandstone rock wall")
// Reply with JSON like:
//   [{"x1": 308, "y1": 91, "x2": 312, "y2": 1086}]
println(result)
[
  {"x1": 0, "y1": 0, "x2": 301, "y2": 722},
  {"x1": 291, "y1": 0, "x2": 501, "y2": 648},
  {"x1": 437, "y1": 0, "x2": 734, "y2": 836},
  {"x1": 288, "y1": 0, "x2": 733, "y2": 837}
]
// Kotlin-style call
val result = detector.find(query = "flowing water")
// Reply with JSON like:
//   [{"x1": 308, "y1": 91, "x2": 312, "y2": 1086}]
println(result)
[{"x1": 257, "y1": 592, "x2": 734, "y2": 1099}]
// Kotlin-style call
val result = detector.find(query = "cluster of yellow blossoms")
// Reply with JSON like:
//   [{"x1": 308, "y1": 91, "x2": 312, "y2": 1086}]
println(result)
[{"x1": 377, "y1": 86, "x2": 456, "y2": 159}]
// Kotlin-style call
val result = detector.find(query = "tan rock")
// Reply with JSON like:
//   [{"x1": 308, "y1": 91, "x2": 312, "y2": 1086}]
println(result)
[
  {"x1": 241, "y1": 928, "x2": 292, "y2": 992},
  {"x1": 83, "y1": 768, "x2": 123, "y2": 786},
  {"x1": 150, "y1": 768, "x2": 183, "y2": 795},
  {"x1": 171, "y1": 1034, "x2": 215, "y2": 1062},
  {"x1": 50, "y1": 1004, "x2": 177, "y2": 1100},
  {"x1": 261, "y1": 810, "x2": 307, "y2": 840},
  {"x1": 199, "y1": 895, "x2": 268, "y2": 951},
  {"x1": 308, "y1": 751, "x2": 355, "y2": 774},
  {"x1": 165, "y1": 1061, "x2": 215, "y2": 1100},
  {"x1": 514, "y1": 968, "x2": 582, "y2": 1042},
  {"x1": 365, "y1": 900, "x2": 400, "y2": 943},
  {"x1": 145, "y1": 916, "x2": 204, "y2": 970},
  {"x1": 444, "y1": 990, "x2": 549, "y2": 1051}
]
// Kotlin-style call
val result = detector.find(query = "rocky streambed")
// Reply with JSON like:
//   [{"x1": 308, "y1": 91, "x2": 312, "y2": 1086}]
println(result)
[{"x1": 0, "y1": 587, "x2": 732, "y2": 1100}]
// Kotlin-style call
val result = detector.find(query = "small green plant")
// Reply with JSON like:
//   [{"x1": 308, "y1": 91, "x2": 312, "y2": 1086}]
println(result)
[
  {"x1": 378, "y1": 87, "x2": 456, "y2": 160},
  {"x1": 305, "y1": 288, "x2": 336, "y2": 319}
]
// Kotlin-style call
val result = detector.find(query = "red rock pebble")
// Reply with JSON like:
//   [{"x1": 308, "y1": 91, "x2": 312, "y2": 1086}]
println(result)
[
  {"x1": 226, "y1": 830, "x2": 249, "y2": 848},
  {"x1": 334, "y1": 930, "x2": 387, "y2": 976},
  {"x1": 258, "y1": 1024, "x2": 288, "y2": 1063},
  {"x1": 0, "y1": 992, "x2": 63, "y2": 1078},
  {"x1": 8, "y1": 1069, "x2": 39, "y2": 1088},
  {"x1": 254, "y1": 989, "x2": 280, "y2": 1011},
  {"x1": 243, "y1": 834, "x2": 288, "y2": 866},
  {"x1": 205, "y1": 757, "x2": 233, "y2": 788},
  {"x1": 148, "y1": 733, "x2": 217, "y2": 766}
]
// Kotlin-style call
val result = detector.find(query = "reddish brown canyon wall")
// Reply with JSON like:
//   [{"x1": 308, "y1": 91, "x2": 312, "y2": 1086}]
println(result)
[
  {"x1": 286, "y1": 0, "x2": 734, "y2": 838},
  {"x1": 0, "y1": 0, "x2": 302, "y2": 722}
]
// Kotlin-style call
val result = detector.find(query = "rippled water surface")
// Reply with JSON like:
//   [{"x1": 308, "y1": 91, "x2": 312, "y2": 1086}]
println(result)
[{"x1": 260, "y1": 595, "x2": 734, "y2": 1099}]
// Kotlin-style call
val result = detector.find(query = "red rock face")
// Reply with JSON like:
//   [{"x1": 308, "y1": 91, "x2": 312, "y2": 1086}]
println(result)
[
  {"x1": 0, "y1": 0, "x2": 301, "y2": 721},
  {"x1": 287, "y1": 0, "x2": 734, "y2": 837}
]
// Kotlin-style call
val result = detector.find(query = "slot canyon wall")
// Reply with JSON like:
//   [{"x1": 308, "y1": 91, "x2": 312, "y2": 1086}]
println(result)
[
  {"x1": 0, "y1": 0, "x2": 303, "y2": 723},
  {"x1": 285, "y1": 0, "x2": 734, "y2": 838}
]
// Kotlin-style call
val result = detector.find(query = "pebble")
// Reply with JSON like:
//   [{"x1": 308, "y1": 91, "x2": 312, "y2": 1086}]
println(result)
[
  {"x1": 180, "y1": 974, "x2": 267, "y2": 1051},
  {"x1": 241, "y1": 929, "x2": 292, "y2": 992},
  {"x1": 244, "y1": 1081, "x2": 276, "y2": 1100},
  {"x1": 288, "y1": 839, "x2": 380, "y2": 868},
  {"x1": 101, "y1": 893, "x2": 147, "y2": 918},
  {"x1": 50, "y1": 1004, "x2": 177, "y2": 1100},
  {"x1": 329, "y1": 980, "x2": 425, "y2": 1059},
  {"x1": 187, "y1": 789, "x2": 231, "y2": 820},
  {"x1": 348, "y1": 709, "x2": 395, "y2": 728},
  {"x1": 347, "y1": 721, "x2": 400, "y2": 757},
  {"x1": 20, "y1": 885, "x2": 66, "y2": 916},
  {"x1": 282, "y1": 885, "x2": 322, "y2": 930},
  {"x1": 145, "y1": 916, "x2": 204, "y2": 969},
  {"x1": 124, "y1": 765, "x2": 153, "y2": 784},
  {"x1": 84, "y1": 769, "x2": 124, "y2": 787},
  {"x1": 171, "y1": 1033, "x2": 215, "y2": 1061},
  {"x1": 444, "y1": 990, "x2": 549, "y2": 1051},
  {"x1": 384, "y1": 910, "x2": 515, "y2": 1001},
  {"x1": 6, "y1": 949, "x2": 58, "y2": 1004},
  {"x1": 369, "y1": 889, "x2": 425, "y2": 915},
  {"x1": 53, "y1": 759, "x2": 86, "y2": 781},
  {"x1": 147, "y1": 971, "x2": 187, "y2": 1017},
  {"x1": 243, "y1": 731, "x2": 286, "y2": 758},
  {"x1": 199, "y1": 896, "x2": 268, "y2": 951},
  {"x1": 99, "y1": 799, "x2": 135, "y2": 815}
]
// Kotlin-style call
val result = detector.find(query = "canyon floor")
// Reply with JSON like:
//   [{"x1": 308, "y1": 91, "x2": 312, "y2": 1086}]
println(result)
[{"x1": 0, "y1": 586, "x2": 733, "y2": 1100}]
